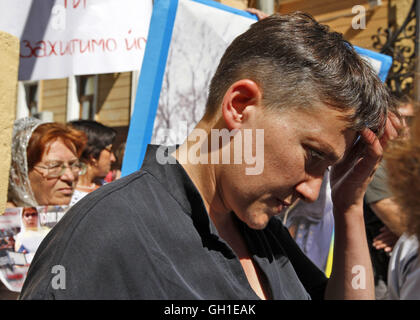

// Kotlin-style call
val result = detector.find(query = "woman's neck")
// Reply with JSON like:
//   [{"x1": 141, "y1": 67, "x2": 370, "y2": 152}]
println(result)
[{"x1": 76, "y1": 167, "x2": 97, "y2": 189}]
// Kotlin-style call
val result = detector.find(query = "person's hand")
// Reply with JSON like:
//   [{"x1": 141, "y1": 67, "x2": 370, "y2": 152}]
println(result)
[
  {"x1": 330, "y1": 113, "x2": 401, "y2": 215},
  {"x1": 372, "y1": 226, "x2": 399, "y2": 253},
  {"x1": 245, "y1": 8, "x2": 269, "y2": 20}
]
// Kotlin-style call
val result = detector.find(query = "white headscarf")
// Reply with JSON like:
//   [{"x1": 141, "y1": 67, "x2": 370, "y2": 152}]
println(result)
[{"x1": 8, "y1": 117, "x2": 44, "y2": 207}]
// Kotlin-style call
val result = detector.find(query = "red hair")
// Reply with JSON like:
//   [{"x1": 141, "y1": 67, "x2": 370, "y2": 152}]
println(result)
[
  {"x1": 385, "y1": 104, "x2": 420, "y2": 238},
  {"x1": 27, "y1": 122, "x2": 87, "y2": 170}
]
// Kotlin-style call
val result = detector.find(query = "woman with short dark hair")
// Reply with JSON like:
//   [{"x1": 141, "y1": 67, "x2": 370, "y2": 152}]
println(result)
[{"x1": 68, "y1": 120, "x2": 116, "y2": 205}]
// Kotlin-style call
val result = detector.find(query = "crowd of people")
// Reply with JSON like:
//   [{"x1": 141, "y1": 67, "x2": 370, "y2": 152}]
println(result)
[
  {"x1": 1, "y1": 11, "x2": 420, "y2": 300},
  {"x1": 0, "y1": 117, "x2": 122, "y2": 299},
  {"x1": 6, "y1": 118, "x2": 121, "y2": 210}
]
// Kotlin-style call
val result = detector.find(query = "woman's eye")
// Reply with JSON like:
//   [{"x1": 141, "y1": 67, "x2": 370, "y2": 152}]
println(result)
[
  {"x1": 308, "y1": 149, "x2": 325, "y2": 162},
  {"x1": 47, "y1": 163, "x2": 62, "y2": 169}
]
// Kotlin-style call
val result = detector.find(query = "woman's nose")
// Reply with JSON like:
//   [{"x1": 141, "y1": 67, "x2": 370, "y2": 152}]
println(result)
[{"x1": 294, "y1": 175, "x2": 324, "y2": 203}]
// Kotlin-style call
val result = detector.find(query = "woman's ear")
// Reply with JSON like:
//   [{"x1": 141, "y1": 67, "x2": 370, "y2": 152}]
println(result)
[
  {"x1": 89, "y1": 155, "x2": 98, "y2": 167},
  {"x1": 221, "y1": 79, "x2": 262, "y2": 130}
]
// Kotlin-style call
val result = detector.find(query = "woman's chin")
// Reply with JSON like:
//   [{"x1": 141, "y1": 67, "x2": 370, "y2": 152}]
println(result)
[
  {"x1": 245, "y1": 213, "x2": 271, "y2": 230},
  {"x1": 48, "y1": 195, "x2": 72, "y2": 206}
]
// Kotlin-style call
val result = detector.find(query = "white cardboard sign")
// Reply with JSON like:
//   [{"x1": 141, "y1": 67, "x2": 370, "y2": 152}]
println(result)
[{"x1": 0, "y1": 0, "x2": 152, "y2": 80}]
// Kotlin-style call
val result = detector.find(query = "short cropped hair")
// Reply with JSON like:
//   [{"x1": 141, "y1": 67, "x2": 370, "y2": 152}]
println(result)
[
  {"x1": 27, "y1": 122, "x2": 87, "y2": 171},
  {"x1": 205, "y1": 12, "x2": 396, "y2": 136},
  {"x1": 69, "y1": 120, "x2": 116, "y2": 162}
]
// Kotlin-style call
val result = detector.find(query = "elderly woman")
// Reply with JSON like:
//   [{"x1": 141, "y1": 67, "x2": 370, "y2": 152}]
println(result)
[
  {"x1": 7, "y1": 117, "x2": 87, "y2": 207},
  {"x1": 2, "y1": 118, "x2": 86, "y2": 299},
  {"x1": 385, "y1": 104, "x2": 420, "y2": 299},
  {"x1": 68, "y1": 120, "x2": 116, "y2": 205}
]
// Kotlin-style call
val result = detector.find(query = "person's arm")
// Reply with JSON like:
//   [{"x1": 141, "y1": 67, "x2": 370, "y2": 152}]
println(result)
[
  {"x1": 364, "y1": 162, "x2": 402, "y2": 251},
  {"x1": 325, "y1": 114, "x2": 400, "y2": 300},
  {"x1": 370, "y1": 198, "x2": 404, "y2": 236},
  {"x1": 325, "y1": 203, "x2": 374, "y2": 299},
  {"x1": 370, "y1": 198, "x2": 403, "y2": 252},
  {"x1": 245, "y1": 8, "x2": 268, "y2": 20},
  {"x1": 372, "y1": 225, "x2": 399, "y2": 252}
]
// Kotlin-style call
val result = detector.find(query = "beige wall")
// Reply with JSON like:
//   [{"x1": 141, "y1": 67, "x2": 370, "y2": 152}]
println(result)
[
  {"x1": 219, "y1": 0, "x2": 249, "y2": 10},
  {"x1": 390, "y1": 0, "x2": 413, "y2": 26},
  {"x1": 0, "y1": 31, "x2": 19, "y2": 214},
  {"x1": 278, "y1": 0, "x2": 390, "y2": 51},
  {"x1": 96, "y1": 72, "x2": 131, "y2": 127},
  {"x1": 41, "y1": 78, "x2": 68, "y2": 123}
]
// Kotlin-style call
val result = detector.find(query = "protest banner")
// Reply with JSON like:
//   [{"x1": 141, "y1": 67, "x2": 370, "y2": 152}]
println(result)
[
  {"x1": 0, "y1": 0, "x2": 152, "y2": 80},
  {"x1": 354, "y1": 46, "x2": 392, "y2": 82},
  {"x1": 122, "y1": 0, "x2": 258, "y2": 176},
  {"x1": 122, "y1": 0, "x2": 393, "y2": 176}
]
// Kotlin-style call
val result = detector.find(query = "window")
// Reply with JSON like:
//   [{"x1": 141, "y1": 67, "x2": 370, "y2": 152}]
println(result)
[
  {"x1": 77, "y1": 75, "x2": 96, "y2": 120},
  {"x1": 24, "y1": 82, "x2": 39, "y2": 116}
]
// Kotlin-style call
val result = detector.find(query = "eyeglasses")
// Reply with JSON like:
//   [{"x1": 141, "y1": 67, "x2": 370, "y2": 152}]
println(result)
[
  {"x1": 103, "y1": 145, "x2": 113, "y2": 153},
  {"x1": 23, "y1": 212, "x2": 38, "y2": 218},
  {"x1": 34, "y1": 161, "x2": 87, "y2": 178}
]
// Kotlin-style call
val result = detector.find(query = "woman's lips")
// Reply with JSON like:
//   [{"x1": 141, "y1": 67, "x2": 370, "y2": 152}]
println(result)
[
  {"x1": 275, "y1": 198, "x2": 290, "y2": 214},
  {"x1": 58, "y1": 188, "x2": 73, "y2": 195}
]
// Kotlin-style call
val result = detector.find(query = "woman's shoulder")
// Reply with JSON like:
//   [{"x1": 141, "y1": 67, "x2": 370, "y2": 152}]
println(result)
[
  {"x1": 5, "y1": 201, "x2": 17, "y2": 208},
  {"x1": 70, "y1": 189, "x2": 90, "y2": 206}
]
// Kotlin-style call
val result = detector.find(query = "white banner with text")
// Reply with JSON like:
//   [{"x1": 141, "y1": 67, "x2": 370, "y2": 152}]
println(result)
[{"x1": 0, "y1": 0, "x2": 152, "y2": 80}]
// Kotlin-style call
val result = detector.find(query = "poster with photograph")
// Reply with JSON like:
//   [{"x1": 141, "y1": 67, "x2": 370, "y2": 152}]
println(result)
[
  {"x1": 0, "y1": 206, "x2": 68, "y2": 292},
  {"x1": 122, "y1": 0, "x2": 258, "y2": 176},
  {"x1": 121, "y1": 0, "x2": 393, "y2": 177}
]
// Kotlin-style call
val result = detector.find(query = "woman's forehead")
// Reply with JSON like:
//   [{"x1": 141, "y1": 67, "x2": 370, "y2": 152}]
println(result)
[{"x1": 42, "y1": 138, "x2": 78, "y2": 161}]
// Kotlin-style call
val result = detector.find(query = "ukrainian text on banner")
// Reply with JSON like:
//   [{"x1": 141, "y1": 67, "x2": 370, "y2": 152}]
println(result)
[
  {"x1": 122, "y1": 0, "x2": 393, "y2": 176},
  {"x1": 0, "y1": 206, "x2": 68, "y2": 292},
  {"x1": 0, "y1": 0, "x2": 152, "y2": 81}
]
